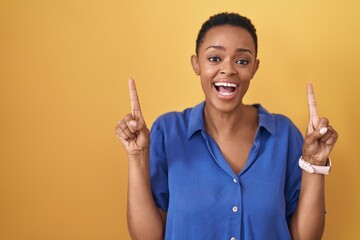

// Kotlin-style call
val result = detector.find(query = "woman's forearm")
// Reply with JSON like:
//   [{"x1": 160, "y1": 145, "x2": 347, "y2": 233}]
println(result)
[
  {"x1": 290, "y1": 171, "x2": 325, "y2": 240},
  {"x1": 127, "y1": 148, "x2": 164, "y2": 240}
]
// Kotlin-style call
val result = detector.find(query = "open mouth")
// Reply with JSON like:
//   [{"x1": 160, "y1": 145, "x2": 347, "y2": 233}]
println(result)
[{"x1": 214, "y1": 82, "x2": 238, "y2": 96}]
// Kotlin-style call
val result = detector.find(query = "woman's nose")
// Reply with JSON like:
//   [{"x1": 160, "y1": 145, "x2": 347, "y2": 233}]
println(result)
[{"x1": 220, "y1": 60, "x2": 236, "y2": 75}]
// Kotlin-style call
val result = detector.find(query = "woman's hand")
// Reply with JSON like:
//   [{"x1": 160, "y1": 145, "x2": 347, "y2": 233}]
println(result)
[
  {"x1": 115, "y1": 78, "x2": 150, "y2": 158},
  {"x1": 302, "y1": 84, "x2": 338, "y2": 165}
]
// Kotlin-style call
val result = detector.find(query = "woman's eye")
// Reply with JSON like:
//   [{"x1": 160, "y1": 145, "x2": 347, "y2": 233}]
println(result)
[
  {"x1": 236, "y1": 59, "x2": 249, "y2": 65},
  {"x1": 208, "y1": 56, "x2": 221, "y2": 62}
]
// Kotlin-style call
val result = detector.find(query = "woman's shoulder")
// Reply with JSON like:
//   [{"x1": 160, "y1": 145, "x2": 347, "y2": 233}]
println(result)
[
  {"x1": 155, "y1": 107, "x2": 192, "y2": 124},
  {"x1": 151, "y1": 102, "x2": 204, "y2": 131},
  {"x1": 256, "y1": 104, "x2": 293, "y2": 122},
  {"x1": 256, "y1": 104, "x2": 302, "y2": 134},
  {"x1": 155, "y1": 102, "x2": 203, "y2": 124}
]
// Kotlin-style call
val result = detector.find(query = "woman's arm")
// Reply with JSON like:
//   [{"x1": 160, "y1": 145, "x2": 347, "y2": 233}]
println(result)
[
  {"x1": 290, "y1": 84, "x2": 338, "y2": 239},
  {"x1": 290, "y1": 172, "x2": 325, "y2": 239},
  {"x1": 127, "y1": 147, "x2": 165, "y2": 240},
  {"x1": 116, "y1": 79, "x2": 165, "y2": 240}
]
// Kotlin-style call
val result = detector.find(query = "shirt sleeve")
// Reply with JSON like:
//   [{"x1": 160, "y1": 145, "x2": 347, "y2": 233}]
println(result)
[
  {"x1": 149, "y1": 119, "x2": 169, "y2": 212},
  {"x1": 284, "y1": 120, "x2": 304, "y2": 225}
]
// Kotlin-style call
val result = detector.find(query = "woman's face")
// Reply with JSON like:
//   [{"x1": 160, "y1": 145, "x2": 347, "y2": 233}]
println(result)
[{"x1": 191, "y1": 25, "x2": 259, "y2": 113}]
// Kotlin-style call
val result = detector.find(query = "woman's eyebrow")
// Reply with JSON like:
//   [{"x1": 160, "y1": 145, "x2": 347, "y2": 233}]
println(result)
[{"x1": 206, "y1": 45, "x2": 252, "y2": 54}]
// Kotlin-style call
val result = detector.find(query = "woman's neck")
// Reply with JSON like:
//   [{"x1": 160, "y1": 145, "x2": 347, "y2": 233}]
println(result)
[{"x1": 204, "y1": 104, "x2": 258, "y2": 138}]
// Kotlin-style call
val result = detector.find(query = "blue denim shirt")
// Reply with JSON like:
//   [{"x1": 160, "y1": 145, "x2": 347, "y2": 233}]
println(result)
[{"x1": 150, "y1": 102, "x2": 303, "y2": 240}]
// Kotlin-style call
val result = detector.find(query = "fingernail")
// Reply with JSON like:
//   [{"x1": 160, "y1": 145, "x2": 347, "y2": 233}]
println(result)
[
  {"x1": 320, "y1": 127, "x2": 328, "y2": 135},
  {"x1": 129, "y1": 120, "x2": 137, "y2": 127}
]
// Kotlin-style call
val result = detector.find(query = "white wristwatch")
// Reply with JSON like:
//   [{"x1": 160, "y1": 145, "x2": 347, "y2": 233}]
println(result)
[{"x1": 298, "y1": 156, "x2": 331, "y2": 175}]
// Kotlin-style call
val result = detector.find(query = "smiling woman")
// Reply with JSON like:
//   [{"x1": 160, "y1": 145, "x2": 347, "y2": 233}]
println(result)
[
  {"x1": 1, "y1": 0, "x2": 359, "y2": 239},
  {"x1": 115, "y1": 12, "x2": 338, "y2": 240}
]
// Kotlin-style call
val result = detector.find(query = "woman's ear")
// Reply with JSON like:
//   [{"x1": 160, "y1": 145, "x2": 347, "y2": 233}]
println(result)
[
  {"x1": 252, "y1": 59, "x2": 260, "y2": 77},
  {"x1": 191, "y1": 55, "x2": 200, "y2": 75}
]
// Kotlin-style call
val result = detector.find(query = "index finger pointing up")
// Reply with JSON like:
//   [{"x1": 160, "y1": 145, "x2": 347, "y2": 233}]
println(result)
[
  {"x1": 307, "y1": 83, "x2": 318, "y2": 118},
  {"x1": 128, "y1": 78, "x2": 142, "y2": 119}
]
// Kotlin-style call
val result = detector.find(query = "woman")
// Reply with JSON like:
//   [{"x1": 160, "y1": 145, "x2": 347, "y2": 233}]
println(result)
[{"x1": 115, "y1": 12, "x2": 338, "y2": 240}]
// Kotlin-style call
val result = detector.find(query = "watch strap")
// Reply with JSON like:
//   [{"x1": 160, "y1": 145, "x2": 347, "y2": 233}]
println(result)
[{"x1": 298, "y1": 156, "x2": 331, "y2": 175}]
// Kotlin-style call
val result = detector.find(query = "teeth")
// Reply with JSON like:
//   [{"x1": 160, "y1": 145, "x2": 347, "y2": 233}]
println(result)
[{"x1": 214, "y1": 82, "x2": 237, "y2": 87}]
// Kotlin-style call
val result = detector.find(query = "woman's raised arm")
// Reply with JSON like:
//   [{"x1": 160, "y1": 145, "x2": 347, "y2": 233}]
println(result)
[{"x1": 115, "y1": 78, "x2": 165, "y2": 240}]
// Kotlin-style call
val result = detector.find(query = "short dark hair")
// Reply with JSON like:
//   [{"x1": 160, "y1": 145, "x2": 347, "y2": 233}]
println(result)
[{"x1": 195, "y1": 12, "x2": 258, "y2": 56}]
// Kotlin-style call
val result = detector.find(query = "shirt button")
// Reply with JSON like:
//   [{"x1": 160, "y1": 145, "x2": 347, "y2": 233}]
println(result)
[
  {"x1": 233, "y1": 178, "x2": 238, "y2": 183},
  {"x1": 231, "y1": 237, "x2": 237, "y2": 240},
  {"x1": 232, "y1": 206, "x2": 238, "y2": 212}
]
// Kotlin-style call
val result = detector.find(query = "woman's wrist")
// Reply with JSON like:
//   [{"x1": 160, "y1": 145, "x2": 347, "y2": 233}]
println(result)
[
  {"x1": 301, "y1": 154, "x2": 329, "y2": 166},
  {"x1": 299, "y1": 156, "x2": 331, "y2": 175}
]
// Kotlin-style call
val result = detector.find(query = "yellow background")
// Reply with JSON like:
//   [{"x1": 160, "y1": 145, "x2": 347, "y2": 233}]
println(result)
[{"x1": 1, "y1": 0, "x2": 359, "y2": 239}]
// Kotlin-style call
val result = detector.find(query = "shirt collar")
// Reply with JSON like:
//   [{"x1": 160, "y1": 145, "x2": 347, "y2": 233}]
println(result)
[
  {"x1": 187, "y1": 102, "x2": 276, "y2": 140},
  {"x1": 187, "y1": 102, "x2": 205, "y2": 139},
  {"x1": 255, "y1": 104, "x2": 276, "y2": 136}
]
